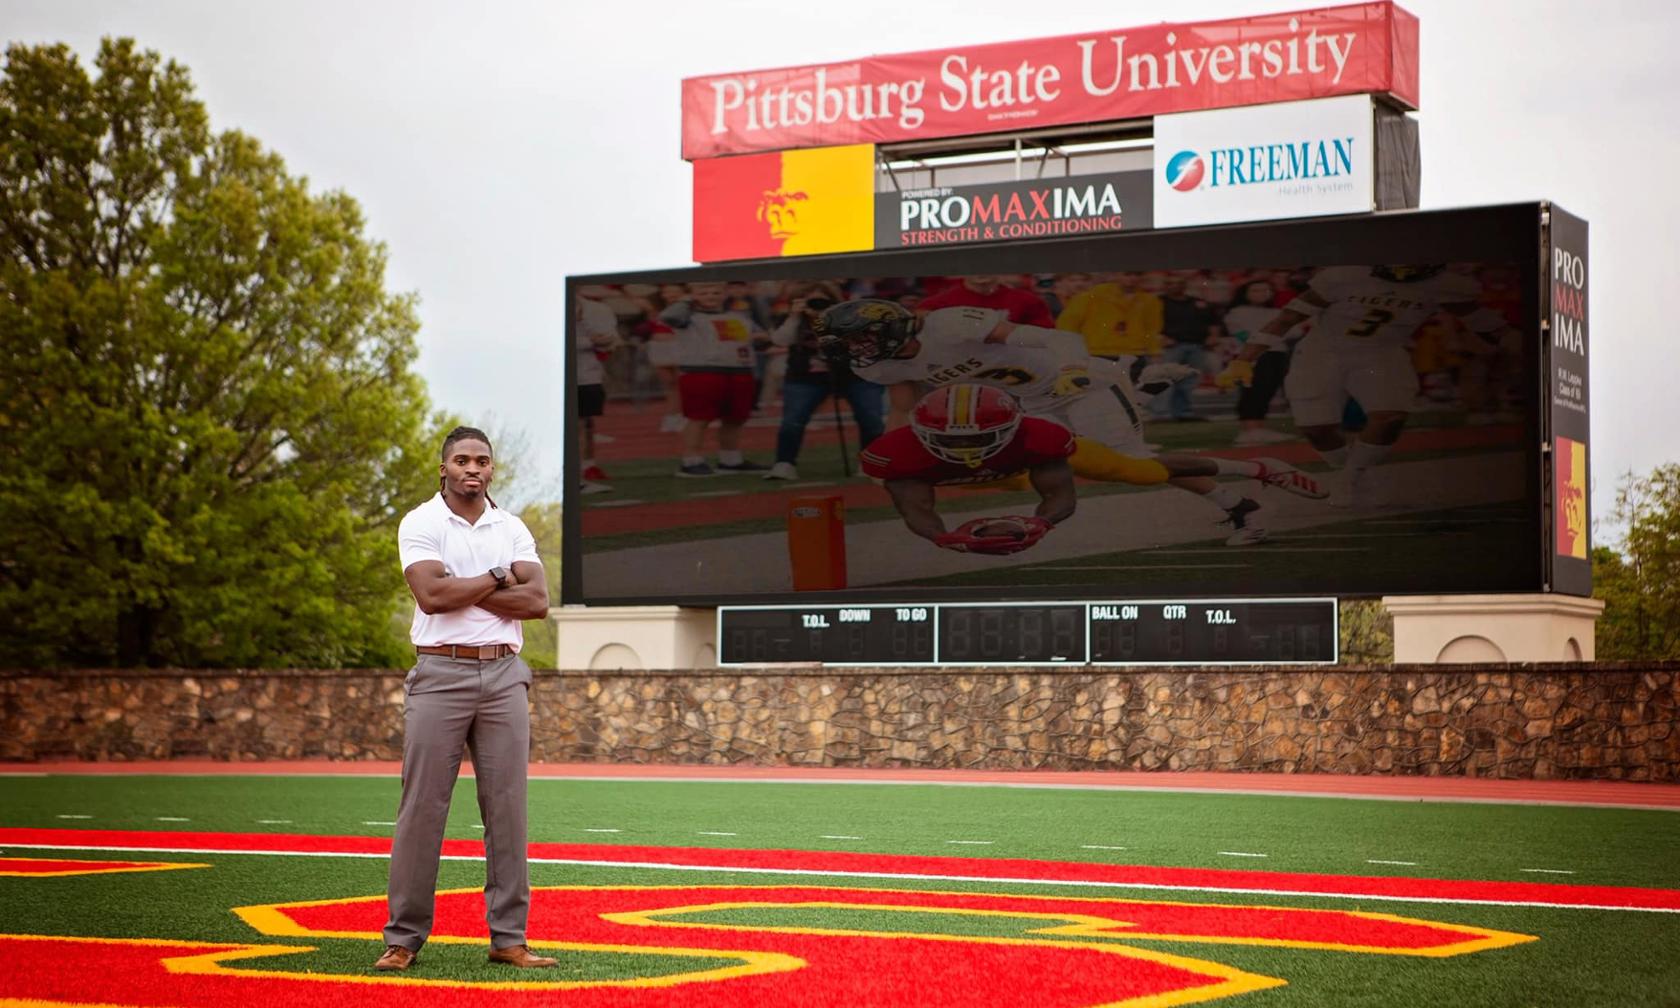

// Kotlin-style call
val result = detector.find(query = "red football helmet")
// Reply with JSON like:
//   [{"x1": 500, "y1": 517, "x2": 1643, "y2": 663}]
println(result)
[{"x1": 911, "y1": 384, "x2": 1024, "y2": 468}]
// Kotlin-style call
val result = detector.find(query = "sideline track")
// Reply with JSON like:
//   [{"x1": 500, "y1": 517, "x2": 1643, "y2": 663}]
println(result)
[{"x1": 4, "y1": 761, "x2": 1678, "y2": 811}]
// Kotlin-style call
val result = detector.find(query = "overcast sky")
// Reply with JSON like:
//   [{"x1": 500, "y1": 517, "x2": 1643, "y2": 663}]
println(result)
[{"x1": 9, "y1": 0, "x2": 1677, "y2": 533}]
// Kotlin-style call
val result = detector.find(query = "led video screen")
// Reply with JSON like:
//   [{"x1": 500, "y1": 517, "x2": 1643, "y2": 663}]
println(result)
[{"x1": 564, "y1": 204, "x2": 1544, "y2": 606}]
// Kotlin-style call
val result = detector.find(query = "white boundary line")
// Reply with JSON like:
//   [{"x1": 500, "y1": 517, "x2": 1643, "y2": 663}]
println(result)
[
  {"x1": 9, "y1": 771, "x2": 1678, "y2": 812},
  {"x1": 2, "y1": 840, "x2": 1674, "y2": 915}
]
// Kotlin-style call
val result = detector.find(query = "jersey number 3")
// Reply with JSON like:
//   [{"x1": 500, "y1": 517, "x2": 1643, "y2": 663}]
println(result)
[
  {"x1": 973, "y1": 366, "x2": 1035, "y2": 386},
  {"x1": 1344, "y1": 308, "x2": 1395, "y2": 338}
]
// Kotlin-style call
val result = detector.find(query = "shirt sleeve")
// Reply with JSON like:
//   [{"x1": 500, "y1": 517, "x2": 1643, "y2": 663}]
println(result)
[
  {"x1": 398, "y1": 510, "x2": 442, "y2": 572},
  {"x1": 1014, "y1": 289, "x2": 1056, "y2": 328},
  {"x1": 1023, "y1": 418, "x2": 1077, "y2": 459},
  {"x1": 1055, "y1": 292, "x2": 1088, "y2": 332},
  {"x1": 506, "y1": 514, "x2": 542, "y2": 566}
]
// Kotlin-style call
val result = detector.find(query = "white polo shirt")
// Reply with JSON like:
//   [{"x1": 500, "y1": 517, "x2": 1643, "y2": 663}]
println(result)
[{"x1": 398, "y1": 493, "x2": 541, "y2": 648}]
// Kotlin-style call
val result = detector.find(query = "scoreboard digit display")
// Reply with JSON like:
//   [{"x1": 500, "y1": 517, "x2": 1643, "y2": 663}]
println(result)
[
  {"x1": 718, "y1": 599, "x2": 1336, "y2": 666},
  {"x1": 1087, "y1": 599, "x2": 1336, "y2": 665},
  {"x1": 937, "y1": 603, "x2": 1087, "y2": 665},
  {"x1": 717, "y1": 605, "x2": 936, "y2": 666}
]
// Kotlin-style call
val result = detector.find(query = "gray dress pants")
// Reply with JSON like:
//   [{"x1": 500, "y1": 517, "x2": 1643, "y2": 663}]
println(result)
[{"x1": 383, "y1": 653, "x2": 532, "y2": 951}]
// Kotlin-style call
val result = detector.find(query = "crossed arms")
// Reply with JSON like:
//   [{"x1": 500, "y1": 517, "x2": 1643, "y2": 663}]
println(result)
[{"x1": 403, "y1": 561, "x2": 549, "y2": 621}]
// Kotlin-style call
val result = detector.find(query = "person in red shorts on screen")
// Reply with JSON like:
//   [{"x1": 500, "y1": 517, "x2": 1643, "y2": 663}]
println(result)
[
  {"x1": 658, "y1": 280, "x2": 771, "y2": 477},
  {"x1": 915, "y1": 273, "x2": 1056, "y2": 327},
  {"x1": 860, "y1": 384, "x2": 1075, "y2": 554}
]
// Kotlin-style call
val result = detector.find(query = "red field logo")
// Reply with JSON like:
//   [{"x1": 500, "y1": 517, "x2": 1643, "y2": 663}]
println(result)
[{"x1": 0, "y1": 882, "x2": 1533, "y2": 1008}]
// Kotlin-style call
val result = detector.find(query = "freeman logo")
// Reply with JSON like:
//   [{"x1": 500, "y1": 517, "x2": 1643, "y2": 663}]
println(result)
[{"x1": 1165, "y1": 151, "x2": 1206, "y2": 191}]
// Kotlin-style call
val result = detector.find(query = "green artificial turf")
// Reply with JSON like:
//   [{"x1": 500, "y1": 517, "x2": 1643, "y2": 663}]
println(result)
[
  {"x1": 3, "y1": 775, "x2": 1673, "y2": 889},
  {"x1": 3, "y1": 775, "x2": 1678, "y2": 1004}
]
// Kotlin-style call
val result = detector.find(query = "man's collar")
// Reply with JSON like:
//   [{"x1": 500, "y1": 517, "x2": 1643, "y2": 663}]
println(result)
[{"x1": 433, "y1": 491, "x2": 504, "y2": 525}]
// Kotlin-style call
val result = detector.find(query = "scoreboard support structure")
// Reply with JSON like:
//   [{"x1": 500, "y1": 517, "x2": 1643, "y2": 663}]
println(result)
[
  {"x1": 1381, "y1": 594, "x2": 1605, "y2": 663},
  {"x1": 551, "y1": 595, "x2": 1607, "y2": 669},
  {"x1": 553, "y1": 605, "x2": 716, "y2": 671}
]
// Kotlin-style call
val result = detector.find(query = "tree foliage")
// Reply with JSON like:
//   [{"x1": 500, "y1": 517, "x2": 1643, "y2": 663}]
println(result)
[
  {"x1": 0, "y1": 39, "x2": 437, "y2": 667},
  {"x1": 515, "y1": 501, "x2": 563, "y2": 669},
  {"x1": 1594, "y1": 465, "x2": 1680, "y2": 659},
  {"x1": 1338, "y1": 599, "x2": 1393, "y2": 665}
]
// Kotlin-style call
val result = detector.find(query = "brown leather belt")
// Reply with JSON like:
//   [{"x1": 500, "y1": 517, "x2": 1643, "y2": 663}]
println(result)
[{"x1": 416, "y1": 644, "x2": 515, "y2": 660}]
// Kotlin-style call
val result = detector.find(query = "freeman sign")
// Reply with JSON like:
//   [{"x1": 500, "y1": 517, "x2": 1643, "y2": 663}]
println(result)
[
  {"x1": 876, "y1": 172, "x2": 1153, "y2": 248},
  {"x1": 1153, "y1": 94, "x2": 1376, "y2": 228}
]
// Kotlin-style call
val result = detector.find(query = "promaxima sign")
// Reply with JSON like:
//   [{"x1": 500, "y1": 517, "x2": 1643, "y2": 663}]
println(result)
[
  {"x1": 681, "y1": 2, "x2": 1419, "y2": 159},
  {"x1": 1153, "y1": 93, "x2": 1376, "y2": 228},
  {"x1": 876, "y1": 172, "x2": 1153, "y2": 249}
]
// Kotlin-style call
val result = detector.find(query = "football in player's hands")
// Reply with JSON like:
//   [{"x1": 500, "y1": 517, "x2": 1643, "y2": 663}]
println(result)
[
  {"x1": 935, "y1": 516, "x2": 1054, "y2": 554},
  {"x1": 970, "y1": 518, "x2": 1032, "y2": 539}
]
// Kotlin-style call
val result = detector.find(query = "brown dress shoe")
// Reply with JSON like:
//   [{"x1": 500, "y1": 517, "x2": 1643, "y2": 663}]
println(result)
[
  {"x1": 488, "y1": 944, "x2": 557, "y2": 968},
  {"x1": 374, "y1": 944, "x2": 417, "y2": 971}
]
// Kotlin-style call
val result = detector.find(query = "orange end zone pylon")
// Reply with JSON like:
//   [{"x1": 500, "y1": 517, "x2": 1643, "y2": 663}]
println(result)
[{"x1": 787, "y1": 494, "x2": 846, "y2": 590}]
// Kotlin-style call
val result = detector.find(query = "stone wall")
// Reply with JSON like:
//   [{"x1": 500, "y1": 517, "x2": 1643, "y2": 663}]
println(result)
[{"x1": 3, "y1": 665, "x2": 1676, "y2": 780}]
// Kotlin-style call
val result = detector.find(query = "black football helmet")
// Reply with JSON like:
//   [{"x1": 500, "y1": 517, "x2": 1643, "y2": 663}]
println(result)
[
  {"x1": 814, "y1": 299, "x2": 917, "y2": 367},
  {"x1": 1371, "y1": 264, "x2": 1446, "y2": 283}
]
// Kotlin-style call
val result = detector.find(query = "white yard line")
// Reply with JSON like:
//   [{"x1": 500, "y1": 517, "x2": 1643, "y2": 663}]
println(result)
[
  {"x1": 1521, "y1": 868, "x2": 1576, "y2": 875},
  {"x1": 362, "y1": 821, "x2": 396, "y2": 826},
  {"x1": 1218, "y1": 851, "x2": 1269, "y2": 858},
  {"x1": 819, "y1": 835, "x2": 864, "y2": 840},
  {"x1": 583, "y1": 828, "x2": 621, "y2": 833},
  {"x1": 946, "y1": 840, "x2": 995, "y2": 846},
  {"x1": 256, "y1": 820, "x2": 292, "y2": 825},
  {"x1": 697, "y1": 831, "x2": 738, "y2": 837},
  {"x1": 20, "y1": 768, "x2": 1678, "y2": 812},
  {"x1": 1367, "y1": 859, "x2": 1419, "y2": 866},
  {"x1": 3, "y1": 840, "x2": 1672, "y2": 914},
  {"x1": 155, "y1": 817, "x2": 190, "y2": 822},
  {"x1": 54, "y1": 815, "x2": 92, "y2": 820},
  {"x1": 1081, "y1": 845, "x2": 1129, "y2": 851}
]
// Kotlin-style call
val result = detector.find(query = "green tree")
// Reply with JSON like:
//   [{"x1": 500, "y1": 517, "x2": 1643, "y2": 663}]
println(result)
[
  {"x1": 1338, "y1": 599, "x2": 1393, "y2": 664},
  {"x1": 514, "y1": 500, "x2": 562, "y2": 669},
  {"x1": 1593, "y1": 465, "x2": 1680, "y2": 659},
  {"x1": 0, "y1": 39, "x2": 436, "y2": 667}
]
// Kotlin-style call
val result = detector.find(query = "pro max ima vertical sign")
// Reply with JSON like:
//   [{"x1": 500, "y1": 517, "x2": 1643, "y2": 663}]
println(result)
[{"x1": 1547, "y1": 204, "x2": 1590, "y2": 596}]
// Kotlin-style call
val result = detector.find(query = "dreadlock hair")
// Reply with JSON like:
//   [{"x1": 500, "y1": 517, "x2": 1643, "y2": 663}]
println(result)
[{"x1": 439, "y1": 425, "x2": 497, "y2": 508}]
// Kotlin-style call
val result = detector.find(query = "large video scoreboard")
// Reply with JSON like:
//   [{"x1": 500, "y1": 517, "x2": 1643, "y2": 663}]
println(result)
[{"x1": 564, "y1": 202, "x2": 1587, "y2": 611}]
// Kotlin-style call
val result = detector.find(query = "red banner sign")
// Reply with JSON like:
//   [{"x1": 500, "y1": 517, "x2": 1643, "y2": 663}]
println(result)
[{"x1": 682, "y1": 2, "x2": 1418, "y2": 160}]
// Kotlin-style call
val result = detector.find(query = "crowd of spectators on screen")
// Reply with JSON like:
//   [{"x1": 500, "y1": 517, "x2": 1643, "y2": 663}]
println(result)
[{"x1": 575, "y1": 266, "x2": 1522, "y2": 481}]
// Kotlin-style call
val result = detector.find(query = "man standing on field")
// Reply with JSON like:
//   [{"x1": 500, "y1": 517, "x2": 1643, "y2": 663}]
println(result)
[{"x1": 374, "y1": 425, "x2": 555, "y2": 972}]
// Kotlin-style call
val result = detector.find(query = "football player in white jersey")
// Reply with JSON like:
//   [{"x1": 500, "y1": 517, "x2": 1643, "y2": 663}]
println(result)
[
  {"x1": 1220, "y1": 264, "x2": 1517, "y2": 509},
  {"x1": 817, "y1": 298, "x2": 1325, "y2": 546}
]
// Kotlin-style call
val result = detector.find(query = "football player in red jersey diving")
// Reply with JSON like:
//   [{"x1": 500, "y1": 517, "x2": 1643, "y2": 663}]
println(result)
[
  {"x1": 820, "y1": 297, "x2": 1325, "y2": 546},
  {"x1": 861, "y1": 384, "x2": 1075, "y2": 555}
]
